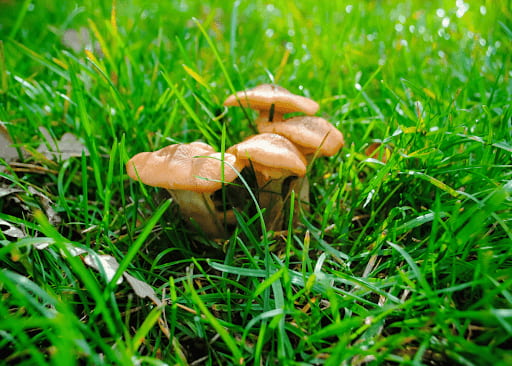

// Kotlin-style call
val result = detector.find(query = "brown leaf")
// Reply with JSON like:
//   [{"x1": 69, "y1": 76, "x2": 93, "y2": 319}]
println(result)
[
  {"x1": 83, "y1": 254, "x2": 123, "y2": 285},
  {"x1": 0, "y1": 187, "x2": 23, "y2": 198},
  {"x1": 0, "y1": 125, "x2": 20, "y2": 168},
  {"x1": 124, "y1": 273, "x2": 162, "y2": 306},
  {"x1": 37, "y1": 127, "x2": 89, "y2": 161},
  {"x1": 21, "y1": 237, "x2": 161, "y2": 305},
  {"x1": 31, "y1": 239, "x2": 87, "y2": 257},
  {"x1": 27, "y1": 186, "x2": 61, "y2": 226},
  {"x1": 0, "y1": 183, "x2": 61, "y2": 228},
  {"x1": 81, "y1": 253, "x2": 162, "y2": 304},
  {"x1": 0, "y1": 218, "x2": 25, "y2": 238}
]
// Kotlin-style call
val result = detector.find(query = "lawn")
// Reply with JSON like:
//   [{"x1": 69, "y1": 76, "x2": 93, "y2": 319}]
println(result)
[{"x1": 1, "y1": 0, "x2": 511, "y2": 365}]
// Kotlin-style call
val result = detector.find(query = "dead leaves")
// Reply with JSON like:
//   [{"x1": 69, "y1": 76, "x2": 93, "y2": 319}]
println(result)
[
  {"x1": 1, "y1": 125, "x2": 89, "y2": 168},
  {"x1": 10, "y1": 237, "x2": 163, "y2": 307},
  {"x1": 1, "y1": 220, "x2": 159, "y2": 306},
  {"x1": 124, "y1": 271, "x2": 162, "y2": 305},
  {"x1": 83, "y1": 253, "x2": 124, "y2": 285},
  {"x1": 0, "y1": 124, "x2": 23, "y2": 170},
  {"x1": 0, "y1": 184, "x2": 62, "y2": 239},
  {"x1": 82, "y1": 253, "x2": 161, "y2": 305},
  {"x1": 1, "y1": 114, "x2": 168, "y2": 341},
  {"x1": 37, "y1": 127, "x2": 89, "y2": 161},
  {"x1": 0, "y1": 218, "x2": 25, "y2": 238}
]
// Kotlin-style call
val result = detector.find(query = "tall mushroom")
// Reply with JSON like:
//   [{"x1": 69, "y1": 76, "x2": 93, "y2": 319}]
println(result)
[
  {"x1": 227, "y1": 133, "x2": 307, "y2": 231},
  {"x1": 223, "y1": 84, "x2": 319, "y2": 126},
  {"x1": 126, "y1": 142, "x2": 244, "y2": 238}
]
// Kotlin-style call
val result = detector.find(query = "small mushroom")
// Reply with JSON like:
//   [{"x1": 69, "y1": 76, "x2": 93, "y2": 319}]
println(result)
[
  {"x1": 227, "y1": 133, "x2": 307, "y2": 231},
  {"x1": 126, "y1": 142, "x2": 244, "y2": 238},
  {"x1": 258, "y1": 115, "x2": 344, "y2": 158},
  {"x1": 258, "y1": 115, "x2": 345, "y2": 213},
  {"x1": 223, "y1": 84, "x2": 319, "y2": 125}
]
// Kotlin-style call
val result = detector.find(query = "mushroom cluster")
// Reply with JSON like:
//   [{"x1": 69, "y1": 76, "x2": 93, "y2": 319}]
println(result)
[
  {"x1": 224, "y1": 84, "x2": 344, "y2": 231},
  {"x1": 126, "y1": 84, "x2": 344, "y2": 238}
]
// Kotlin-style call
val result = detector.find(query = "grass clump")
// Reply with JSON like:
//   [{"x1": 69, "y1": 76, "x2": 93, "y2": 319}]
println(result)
[{"x1": 1, "y1": 0, "x2": 511, "y2": 365}]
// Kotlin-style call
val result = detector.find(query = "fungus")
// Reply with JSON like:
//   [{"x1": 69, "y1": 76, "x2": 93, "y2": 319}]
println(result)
[
  {"x1": 126, "y1": 142, "x2": 244, "y2": 238},
  {"x1": 258, "y1": 115, "x2": 344, "y2": 158},
  {"x1": 227, "y1": 133, "x2": 307, "y2": 230},
  {"x1": 223, "y1": 84, "x2": 319, "y2": 125},
  {"x1": 258, "y1": 115, "x2": 344, "y2": 213}
]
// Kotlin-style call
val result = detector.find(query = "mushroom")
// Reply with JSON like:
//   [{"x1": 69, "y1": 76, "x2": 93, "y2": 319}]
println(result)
[
  {"x1": 223, "y1": 84, "x2": 319, "y2": 125},
  {"x1": 227, "y1": 133, "x2": 307, "y2": 231},
  {"x1": 258, "y1": 115, "x2": 345, "y2": 213},
  {"x1": 257, "y1": 115, "x2": 344, "y2": 158},
  {"x1": 126, "y1": 142, "x2": 244, "y2": 238}
]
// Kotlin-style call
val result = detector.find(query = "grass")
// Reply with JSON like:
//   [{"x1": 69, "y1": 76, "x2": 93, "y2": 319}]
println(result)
[{"x1": 1, "y1": 0, "x2": 511, "y2": 364}]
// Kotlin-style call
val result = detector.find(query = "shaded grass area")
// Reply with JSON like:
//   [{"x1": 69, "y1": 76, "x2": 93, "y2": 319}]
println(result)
[{"x1": 1, "y1": 0, "x2": 511, "y2": 365}]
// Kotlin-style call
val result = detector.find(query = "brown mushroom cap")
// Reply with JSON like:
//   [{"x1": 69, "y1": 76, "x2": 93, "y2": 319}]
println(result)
[
  {"x1": 223, "y1": 84, "x2": 319, "y2": 116},
  {"x1": 227, "y1": 133, "x2": 307, "y2": 180},
  {"x1": 258, "y1": 116, "x2": 345, "y2": 157},
  {"x1": 126, "y1": 142, "x2": 243, "y2": 193}
]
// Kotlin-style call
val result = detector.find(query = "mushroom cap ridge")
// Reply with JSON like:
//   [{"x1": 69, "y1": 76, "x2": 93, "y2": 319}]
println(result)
[
  {"x1": 126, "y1": 142, "x2": 243, "y2": 193},
  {"x1": 224, "y1": 84, "x2": 319, "y2": 116},
  {"x1": 258, "y1": 116, "x2": 345, "y2": 157}
]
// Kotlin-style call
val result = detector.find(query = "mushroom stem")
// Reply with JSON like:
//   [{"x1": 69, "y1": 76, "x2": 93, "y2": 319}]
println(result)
[
  {"x1": 254, "y1": 172, "x2": 286, "y2": 231},
  {"x1": 288, "y1": 174, "x2": 310, "y2": 214},
  {"x1": 227, "y1": 133, "x2": 308, "y2": 232},
  {"x1": 255, "y1": 110, "x2": 286, "y2": 125},
  {"x1": 268, "y1": 103, "x2": 275, "y2": 122},
  {"x1": 254, "y1": 171, "x2": 310, "y2": 232},
  {"x1": 275, "y1": 156, "x2": 315, "y2": 228},
  {"x1": 273, "y1": 174, "x2": 310, "y2": 230},
  {"x1": 288, "y1": 154, "x2": 318, "y2": 218},
  {"x1": 167, "y1": 189, "x2": 234, "y2": 238}
]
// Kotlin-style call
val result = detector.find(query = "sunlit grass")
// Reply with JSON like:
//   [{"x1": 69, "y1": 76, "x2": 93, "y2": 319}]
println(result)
[{"x1": 1, "y1": 0, "x2": 511, "y2": 365}]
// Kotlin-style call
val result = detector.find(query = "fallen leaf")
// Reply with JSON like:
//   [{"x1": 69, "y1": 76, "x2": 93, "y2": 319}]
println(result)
[
  {"x1": 83, "y1": 253, "x2": 123, "y2": 285},
  {"x1": 0, "y1": 218, "x2": 25, "y2": 238},
  {"x1": 0, "y1": 184, "x2": 29, "y2": 212},
  {"x1": 0, "y1": 187, "x2": 23, "y2": 198},
  {"x1": 124, "y1": 273, "x2": 162, "y2": 305},
  {"x1": 81, "y1": 253, "x2": 161, "y2": 304},
  {"x1": 31, "y1": 238, "x2": 87, "y2": 257},
  {"x1": 0, "y1": 125, "x2": 20, "y2": 169},
  {"x1": 27, "y1": 186, "x2": 61, "y2": 226},
  {"x1": 16, "y1": 237, "x2": 162, "y2": 307},
  {"x1": 33, "y1": 241, "x2": 51, "y2": 250},
  {"x1": 0, "y1": 183, "x2": 61, "y2": 228},
  {"x1": 67, "y1": 246, "x2": 88, "y2": 257},
  {"x1": 37, "y1": 127, "x2": 89, "y2": 161}
]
